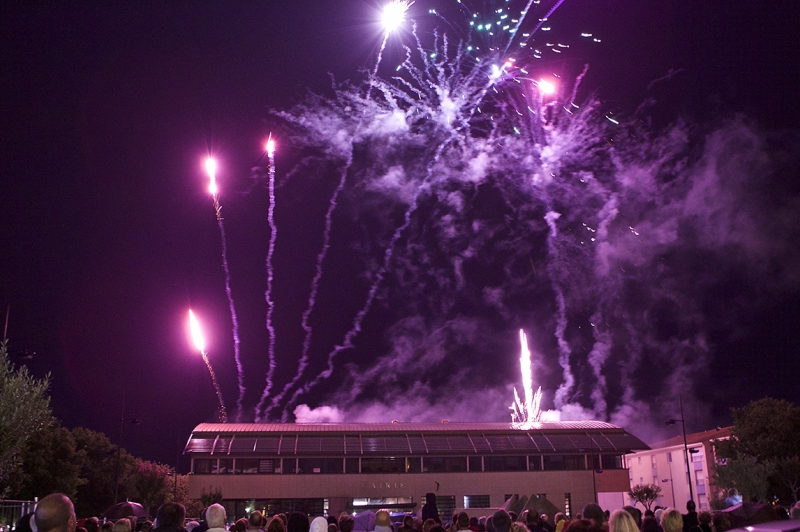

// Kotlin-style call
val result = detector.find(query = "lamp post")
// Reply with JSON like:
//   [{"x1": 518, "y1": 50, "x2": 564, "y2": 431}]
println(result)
[
  {"x1": 114, "y1": 394, "x2": 142, "y2": 504},
  {"x1": 666, "y1": 397, "x2": 694, "y2": 505}
]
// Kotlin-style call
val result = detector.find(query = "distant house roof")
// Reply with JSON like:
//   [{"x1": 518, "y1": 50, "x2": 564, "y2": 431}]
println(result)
[
  {"x1": 649, "y1": 426, "x2": 733, "y2": 449},
  {"x1": 184, "y1": 421, "x2": 650, "y2": 456}
]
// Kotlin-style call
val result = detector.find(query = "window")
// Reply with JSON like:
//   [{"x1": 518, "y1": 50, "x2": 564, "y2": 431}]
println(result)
[
  {"x1": 543, "y1": 455, "x2": 565, "y2": 471},
  {"x1": 238, "y1": 459, "x2": 260, "y2": 474},
  {"x1": 423, "y1": 495, "x2": 456, "y2": 523},
  {"x1": 469, "y1": 456, "x2": 482, "y2": 472},
  {"x1": 298, "y1": 458, "x2": 343, "y2": 474},
  {"x1": 362, "y1": 457, "x2": 405, "y2": 473},
  {"x1": 563, "y1": 455, "x2": 585, "y2": 470},
  {"x1": 193, "y1": 459, "x2": 213, "y2": 474},
  {"x1": 564, "y1": 494, "x2": 572, "y2": 519},
  {"x1": 464, "y1": 495, "x2": 490, "y2": 508},
  {"x1": 407, "y1": 457, "x2": 422, "y2": 473},
  {"x1": 259, "y1": 459, "x2": 277, "y2": 473},
  {"x1": 485, "y1": 456, "x2": 527, "y2": 472},
  {"x1": 602, "y1": 454, "x2": 623, "y2": 469},
  {"x1": 283, "y1": 458, "x2": 296, "y2": 474},
  {"x1": 424, "y1": 457, "x2": 467, "y2": 472},
  {"x1": 528, "y1": 456, "x2": 542, "y2": 471},
  {"x1": 667, "y1": 452, "x2": 672, "y2": 462},
  {"x1": 216, "y1": 459, "x2": 233, "y2": 474},
  {"x1": 346, "y1": 458, "x2": 359, "y2": 473}
]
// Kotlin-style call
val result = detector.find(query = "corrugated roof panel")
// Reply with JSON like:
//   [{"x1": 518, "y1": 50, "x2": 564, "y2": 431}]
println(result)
[
  {"x1": 213, "y1": 437, "x2": 232, "y2": 454},
  {"x1": 531, "y1": 434, "x2": 555, "y2": 452},
  {"x1": 568, "y1": 434, "x2": 597, "y2": 450},
  {"x1": 603, "y1": 432, "x2": 647, "y2": 451},
  {"x1": 296, "y1": 436, "x2": 322, "y2": 452},
  {"x1": 320, "y1": 437, "x2": 345, "y2": 453},
  {"x1": 230, "y1": 437, "x2": 257, "y2": 453},
  {"x1": 185, "y1": 438, "x2": 215, "y2": 453},
  {"x1": 408, "y1": 434, "x2": 426, "y2": 453},
  {"x1": 362, "y1": 437, "x2": 386, "y2": 452},
  {"x1": 384, "y1": 437, "x2": 410, "y2": 453},
  {"x1": 547, "y1": 435, "x2": 578, "y2": 451},
  {"x1": 486, "y1": 436, "x2": 513, "y2": 451},
  {"x1": 424, "y1": 436, "x2": 451, "y2": 452},
  {"x1": 279, "y1": 434, "x2": 297, "y2": 454},
  {"x1": 345, "y1": 435, "x2": 361, "y2": 454},
  {"x1": 508, "y1": 435, "x2": 538, "y2": 451},
  {"x1": 190, "y1": 421, "x2": 623, "y2": 433},
  {"x1": 255, "y1": 437, "x2": 281, "y2": 453},
  {"x1": 470, "y1": 436, "x2": 492, "y2": 452},
  {"x1": 447, "y1": 436, "x2": 475, "y2": 452}
]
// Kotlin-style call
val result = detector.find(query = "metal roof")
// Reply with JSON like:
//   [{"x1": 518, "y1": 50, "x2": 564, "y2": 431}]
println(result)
[{"x1": 185, "y1": 422, "x2": 649, "y2": 455}]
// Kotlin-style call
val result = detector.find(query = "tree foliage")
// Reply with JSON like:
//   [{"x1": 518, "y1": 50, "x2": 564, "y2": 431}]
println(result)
[
  {"x1": 714, "y1": 398, "x2": 800, "y2": 504},
  {"x1": 629, "y1": 483, "x2": 662, "y2": 511},
  {"x1": 7, "y1": 423, "x2": 86, "y2": 499},
  {"x1": 0, "y1": 341, "x2": 53, "y2": 495},
  {"x1": 131, "y1": 461, "x2": 173, "y2": 516}
]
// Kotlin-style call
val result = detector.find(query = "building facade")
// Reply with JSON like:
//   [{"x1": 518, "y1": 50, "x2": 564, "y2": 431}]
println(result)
[
  {"x1": 621, "y1": 427, "x2": 732, "y2": 512},
  {"x1": 184, "y1": 421, "x2": 648, "y2": 520}
]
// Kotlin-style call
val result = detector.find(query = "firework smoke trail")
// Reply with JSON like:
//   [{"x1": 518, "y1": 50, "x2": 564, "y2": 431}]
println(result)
[
  {"x1": 260, "y1": 136, "x2": 279, "y2": 411},
  {"x1": 205, "y1": 158, "x2": 245, "y2": 420},
  {"x1": 261, "y1": 149, "x2": 355, "y2": 420},
  {"x1": 278, "y1": 1, "x2": 572, "y2": 419},
  {"x1": 188, "y1": 310, "x2": 227, "y2": 423}
]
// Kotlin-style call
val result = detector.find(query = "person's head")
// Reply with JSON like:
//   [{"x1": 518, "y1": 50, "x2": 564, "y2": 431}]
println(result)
[
  {"x1": 113, "y1": 519, "x2": 131, "y2": 532},
  {"x1": 561, "y1": 519, "x2": 600, "y2": 532},
  {"x1": 100, "y1": 523, "x2": 114, "y2": 532},
  {"x1": 430, "y1": 526, "x2": 445, "y2": 532},
  {"x1": 155, "y1": 503, "x2": 186, "y2": 529},
  {"x1": 581, "y1": 505, "x2": 604, "y2": 528},
  {"x1": 622, "y1": 507, "x2": 641, "y2": 529},
  {"x1": 84, "y1": 518, "x2": 100, "y2": 532},
  {"x1": 338, "y1": 516, "x2": 354, "y2": 532},
  {"x1": 553, "y1": 514, "x2": 565, "y2": 525},
  {"x1": 328, "y1": 526, "x2": 337, "y2": 532},
  {"x1": 205, "y1": 505, "x2": 226, "y2": 529},
  {"x1": 511, "y1": 524, "x2": 527, "y2": 532},
  {"x1": 141, "y1": 523, "x2": 153, "y2": 532},
  {"x1": 404, "y1": 517, "x2": 415, "y2": 529},
  {"x1": 287, "y1": 512, "x2": 309, "y2": 532},
  {"x1": 608, "y1": 510, "x2": 637, "y2": 532},
  {"x1": 267, "y1": 518, "x2": 285, "y2": 532},
  {"x1": 35, "y1": 494, "x2": 77, "y2": 532},
  {"x1": 310, "y1": 517, "x2": 328, "y2": 532},
  {"x1": 540, "y1": 515, "x2": 549, "y2": 524},
  {"x1": 660, "y1": 509, "x2": 682, "y2": 532},
  {"x1": 492, "y1": 511, "x2": 511, "y2": 532},
  {"x1": 249, "y1": 513, "x2": 264, "y2": 530},
  {"x1": 686, "y1": 502, "x2": 696, "y2": 513},
  {"x1": 423, "y1": 519, "x2": 437, "y2": 532},
  {"x1": 233, "y1": 520, "x2": 249, "y2": 532},
  {"x1": 711, "y1": 515, "x2": 730, "y2": 532},
  {"x1": 457, "y1": 513, "x2": 469, "y2": 530},
  {"x1": 425, "y1": 494, "x2": 437, "y2": 506},
  {"x1": 375, "y1": 511, "x2": 391, "y2": 529},
  {"x1": 640, "y1": 517, "x2": 660, "y2": 532}
]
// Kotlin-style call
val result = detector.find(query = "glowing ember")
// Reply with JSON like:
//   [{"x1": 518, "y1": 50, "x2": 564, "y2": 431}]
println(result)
[
  {"x1": 511, "y1": 329, "x2": 542, "y2": 428},
  {"x1": 381, "y1": 0, "x2": 412, "y2": 33},
  {"x1": 266, "y1": 134, "x2": 276, "y2": 157},
  {"x1": 205, "y1": 157, "x2": 218, "y2": 196},
  {"x1": 188, "y1": 309, "x2": 206, "y2": 353}
]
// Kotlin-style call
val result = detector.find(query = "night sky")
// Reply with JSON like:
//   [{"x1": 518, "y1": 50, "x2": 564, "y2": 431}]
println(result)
[{"x1": 2, "y1": 0, "x2": 799, "y2": 471}]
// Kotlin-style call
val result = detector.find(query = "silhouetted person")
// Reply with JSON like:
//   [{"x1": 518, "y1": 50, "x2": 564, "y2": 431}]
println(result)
[
  {"x1": 492, "y1": 511, "x2": 512, "y2": 532},
  {"x1": 682, "y1": 503, "x2": 697, "y2": 532},
  {"x1": 581, "y1": 505, "x2": 604, "y2": 529},
  {"x1": 422, "y1": 494, "x2": 442, "y2": 525},
  {"x1": 153, "y1": 503, "x2": 187, "y2": 532}
]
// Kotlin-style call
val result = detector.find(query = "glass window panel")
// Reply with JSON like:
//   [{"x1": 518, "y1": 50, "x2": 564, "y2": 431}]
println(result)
[
  {"x1": 346, "y1": 458, "x2": 359, "y2": 473},
  {"x1": 563, "y1": 455, "x2": 586, "y2": 470},
  {"x1": 543, "y1": 455, "x2": 565, "y2": 471},
  {"x1": 528, "y1": 456, "x2": 542, "y2": 471},
  {"x1": 407, "y1": 457, "x2": 422, "y2": 473},
  {"x1": 485, "y1": 456, "x2": 527, "y2": 471},
  {"x1": 218, "y1": 459, "x2": 234, "y2": 474},
  {"x1": 469, "y1": 456, "x2": 482, "y2": 472},
  {"x1": 282, "y1": 458, "x2": 296, "y2": 474},
  {"x1": 361, "y1": 457, "x2": 405, "y2": 473},
  {"x1": 239, "y1": 459, "x2": 259, "y2": 474},
  {"x1": 193, "y1": 459, "x2": 213, "y2": 474}
]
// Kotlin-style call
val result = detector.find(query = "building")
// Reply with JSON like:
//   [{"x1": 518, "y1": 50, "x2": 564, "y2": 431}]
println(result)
[
  {"x1": 184, "y1": 421, "x2": 648, "y2": 520},
  {"x1": 620, "y1": 427, "x2": 732, "y2": 512}
]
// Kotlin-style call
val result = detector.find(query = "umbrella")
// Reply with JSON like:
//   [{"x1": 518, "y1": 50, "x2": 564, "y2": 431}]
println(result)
[
  {"x1": 101, "y1": 502, "x2": 149, "y2": 521},
  {"x1": 353, "y1": 510, "x2": 376, "y2": 532}
]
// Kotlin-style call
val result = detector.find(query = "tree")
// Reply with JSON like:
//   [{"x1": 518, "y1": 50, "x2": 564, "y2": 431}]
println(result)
[
  {"x1": 715, "y1": 398, "x2": 800, "y2": 505},
  {"x1": 7, "y1": 423, "x2": 87, "y2": 499},
  {"x1": 0, "y1": 341, "x2": 53, "y2": 495},
  {"x1": 629, "y1": 483, "x2": 662, "y2": 511},
  {"x1": 71, "y1": 427, "x2": 138, "y2": 517},
  {"x1": 130, "y1": 460, "x2": 172, "y2": 516},
  {"x1": 713, "y1": 455, "x2": 773, "y2": 503}
]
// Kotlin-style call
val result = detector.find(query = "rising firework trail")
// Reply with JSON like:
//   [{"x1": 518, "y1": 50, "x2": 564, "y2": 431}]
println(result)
[
  {"x1": 205, "y1": 157, "x2": 245, "y2": 419},
  {"x1": 257, "y1": 134, "x2": 279, "y2": 416},
  {"x1": 188, "y1": 309, "x2": 227, "y2": 423},
  {"x1": 511, "y1": 329, "x2": 542, "y2": 428}
]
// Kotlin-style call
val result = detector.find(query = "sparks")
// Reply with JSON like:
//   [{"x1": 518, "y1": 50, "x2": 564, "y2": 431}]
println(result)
[
  {"x1": 265, "y1": 134, "x2": 276, "y2": 157},
  {"x1": 205, "y1": 157, "x2": 218, "y2": 196},
  {"x1": 381, "y1": 0, "x2": 412, "y2": 33},
  {"x1": 511, "y1": 329, "x2": 543, "y2": 429},
  {"x1": 188, "y1": 309, "x2": 205, "y2": 354}
]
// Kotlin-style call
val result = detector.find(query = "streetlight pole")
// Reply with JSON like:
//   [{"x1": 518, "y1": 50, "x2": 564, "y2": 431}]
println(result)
[
  {"x1": 114, "y1": 393, "x2": 142, "y2": 504},
  {"x1": 666, "y1": 397, "x2": 694, "y2": 505}
]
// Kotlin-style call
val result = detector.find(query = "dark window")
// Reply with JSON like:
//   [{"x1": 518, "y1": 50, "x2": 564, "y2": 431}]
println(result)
[
  {"x1": 464, "y1": 495, "x2": 490, "y2": 508},
  {"x1": 238, "y1": 459, "x2": 259, "y2": 474},
  {"x1": 563, "y1": 455, "x2": 586, "y2": 470},
  {"x1": 543, "y1": 455, "x2": 565, "y2": 470},
  {"x1": 216, "y1": 459, "x2": 234, "y2": 474},
  {"x1": 602, "y1": 454, "x2": 623, "y2": 469},
  {"x1": 259, "y1": 459, "x2": 276, "y2": 473},
  {"x1": 564, "y1": 493, "x2": 572, "y2": 519},
  {"x1": 361, "y1": 457, "x2": 405, "y2": 473},
  {"x1": 407, "y1": 457, "x2": 422, "y2": 473},
  {"x1": 283, "y1": 458, "x2": 296, "y2": 474},
  {"x1": 485, "y1": 456, "x2": 527, "y2": 471},
  {"x1": 298, "y1": 458, "x2": 343, "y2": 474},
  {"x1": 346, "y1": 458, "x2": 359, "y2": 473},
  {"x1": 469, "y1": 456, "x2": 482, "y2": 472},
  {"x1": 423, "y1": 495, "x2": 456, "y2": 523},
  {"x1": 423, "y1": 457, "x2": 467, "y2": 472},
  {"x1": 193, "y1": 459, "x2": 213, "y2": 474},
  {"x1": 528, "y1": 456, "x2": 542, "y2": 471},
  {"x1": 589, "y1": 455, "x2": 601, "y2": 470}
]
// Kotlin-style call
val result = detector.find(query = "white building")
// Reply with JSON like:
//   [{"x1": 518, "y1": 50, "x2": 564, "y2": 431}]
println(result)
[{"x1": 618, "y1": 427, "x2": 732, "y2": 512}]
